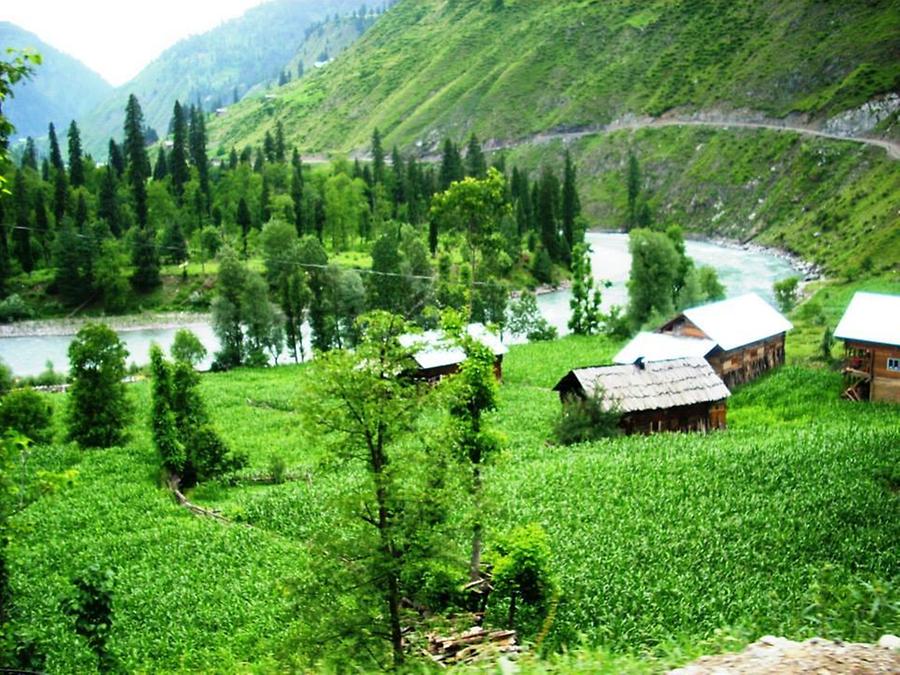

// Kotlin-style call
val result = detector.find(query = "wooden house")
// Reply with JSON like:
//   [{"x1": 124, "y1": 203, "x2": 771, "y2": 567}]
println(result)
[
  {"x1": 614, "y1": 293, "x2": 792, "y2": 388},
  {"x1": 400, "y1": 324, "x2": 507, "y2": 382},
  {"x1": 834, "y1": 292, "x2": 900, "y2": 403},
  {"x1": 552, "y1": 357, "x2": 731, "y2": 435}
]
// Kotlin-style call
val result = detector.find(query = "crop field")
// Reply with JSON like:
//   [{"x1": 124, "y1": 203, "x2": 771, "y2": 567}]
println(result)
[{"x1": 5, "y1": 328, "x2": 899, "y2": 672}]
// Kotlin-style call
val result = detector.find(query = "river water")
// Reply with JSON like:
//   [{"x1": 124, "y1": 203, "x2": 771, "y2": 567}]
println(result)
[{"x1": 0, "y1": 233, "x2": 797, "y2": 377}]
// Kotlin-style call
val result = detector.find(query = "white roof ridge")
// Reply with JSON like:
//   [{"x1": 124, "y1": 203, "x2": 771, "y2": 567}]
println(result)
[
  {"x1": 678, "y1": 292, "x2": 792, "y2": 351},
  {"x1": 834, "y1": 291, "x2": 900, "y2": 347}
]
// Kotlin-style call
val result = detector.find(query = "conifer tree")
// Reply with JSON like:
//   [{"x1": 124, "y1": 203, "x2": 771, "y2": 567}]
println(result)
[
  {"x1": 275, "y1": 121, "x2": 286, "y2": 163},
  {"x1": 12, "y1": 171, "x2": 33, "y2": 274},
  {"x1": 124, "y1": 94, "x2": 150, "y2": 228},
  {"x1": 152, "y1": 146, "x2": 168, "y2": 182},
  {"x1": 33, "y1": 187, "x2": 50, "y2": 263},
  {"x1": 130, "y1": 225, "x2": 160, "y2": 291},
  {"x1": 263, "y1": 130, "x2": 276, "y2": 164},
  {"x1": 537, "y1": 166, "x2": 560, "y2": 262},
  {"x1": 169, "y1": 101, "x2": 189, "y2": 201},
  {"x1": 390, "y1": 146, "x2": 405, "y2": 209},
  {"x1": 371, "y1": 128, "x2": 386, "y2": 185},
  {"x1": 52, "y1": 169, "x2": 68, "y2": 224},
  {"x1": 97, "y1": 168, "x2": 121, "y2": 236},
  {"x1": 67, "y1": 121, "x2": 84, "y2": 187},
  {"x1": 291, "y1": 165, "x2": 304, "y2": 236},
  {"x1": 466, "y1": 133, "x2": 487, "y2": 179},
  {"x1": 236, "y1": 197, "x2": 252, "y2": 257},
  {"x1": 260, "y1": 175, "x2": 271, "y2": 224},
  {"x1": 626, "y1": 151, "x2": 640, "y2": 231},
  {"x1": 21, "y1": 137, "x2": 37, "y2": 170},
  {"x1": 74, "y1": 192, "x2": 88, "y2": 230},
  {"x1": 107, "y1": 139, "x2": 125, "y2": 176},
  {"x1": 561, "y1": 149, "x2": 580, "y2": 255},
  {"x1": 439, "y1": 138, "x2": 463, "y2": 189},
  {"x1": 48, "y1": 122, "x2": 64, "y2": 172},
  {"x1": 568, "y1": 243, "x2": 604, "y2": 335}
]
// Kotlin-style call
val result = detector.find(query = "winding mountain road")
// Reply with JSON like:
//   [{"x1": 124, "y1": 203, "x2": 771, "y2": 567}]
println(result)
[{"x1": 306, "y1": 113, "x2": 899, "y2": 162}]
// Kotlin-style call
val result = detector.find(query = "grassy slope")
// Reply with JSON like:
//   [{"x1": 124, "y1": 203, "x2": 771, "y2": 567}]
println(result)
[
  {"x1": 504, "y1": 126, "x2": 900, "y2": 276},
  {"x1": 209, "y1": 0, "x2": 900, "y2": 154},
  {"x1": 8, "y1": 327, "x2": 899, "y2": 671}
]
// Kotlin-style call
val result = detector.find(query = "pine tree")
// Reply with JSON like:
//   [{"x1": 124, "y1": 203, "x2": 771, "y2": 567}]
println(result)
[
  {"x1": 11, "y1": 171, "x2": 33, "y2": 274},
  {"x1": 52, "y1": 169, "x2": 68, "y2": 224},
  {"x1": 97, "y1": 168, "x2": 121, "y2": 236},
  {"x1": 33, "y1": 187, "x2": 50, "y2": 263},
  {"x1": 537, "y1": 166, "x2": 560, "y2": 262},
  {"x1": 21, "y1": 137, "x2": 37, "y2": 170},
  {"x1": 263, "y1": 130, "x2": 276, "y2": 164},
  {"x1": 275, "y1": 121, "x2": 286, "y2": 163},
  {"x1": 390, "y1": 146, "x2": 405, "y2": 209},
  {"x1": 130, "y1": 225, "x2": 161, "y2": 291},
  {"x1": 371, "y1": 128, "x2": 386, "y2": 185},
  {"x1": 465, "y1": 133, "x2": 487, "y2": 179},
  {"x1": 568, "y1": 243, "x2": 604, "y2": 335},
  {"x1": 260, "y1": 175, "x2": 271, "y2": 224},
  {"x1": 124, "y1": 94, "x2": 150, "y2": 228},
  {"x1": 236, "y1": 197, "x2": 252, "y2": 257},
  {"x1": 626, "y1": 151, "x2": 640, "y2": 231},
  {"x1": 561, "y1": 149, "x2": 580, "y2": 256},
  {"x1": 74, "y1": 192, "x2": 88, "y2": 230},
  {"x1": 48, "y1": 122, "x2": 64, "y2": 172},
  {"x1": 291, "y1": 166, "x2": 304, "y2": 236},
  {"x1": 67, "y1": 121, "x2": 85, "y2": 187},
  {"x1": 169, "y1": 101, "x2": 189, "y2": 201},
  {"x1": 439, "y1": 138, "x2": 463, "y2": 189},
  {"x1": 188, "y1": 106, "x2": 209, "y2": 210},
  {"x1": 152, "y1": 146, "x2": 168, "y2": 182},
  {"x1": 107, "y1": 139, "x2": 125, "y2": 176}
]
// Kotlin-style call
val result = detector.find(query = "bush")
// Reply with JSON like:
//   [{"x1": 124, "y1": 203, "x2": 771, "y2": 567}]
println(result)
[
  {"x1": 0, "y1": 388, "x2": 53, "y2": 444},
  {"x1": 268, "y1": 453, "x2": 287, "y2": 484},
  {"x1": 0, "y1": 360, "x2": 13, "y2": 397},
  {"x1": 0, "y1": 294, "x2": 33, "y2": 322},
  {"x1": 170, "y1": 328, "x2": 208, "y2": 367},
  {"x1": 554, "y1": 388, "x2": 621, "y2": 445}
]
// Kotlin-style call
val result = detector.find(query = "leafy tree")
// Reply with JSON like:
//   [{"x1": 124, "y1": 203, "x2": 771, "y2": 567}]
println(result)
[
  {"x1": 170, "y1": 328, "x2": 207, "y2": 367},
  {"x1": 0, "y1": 388, "x2": 53, "y2": 444},
  {"x1": 773, "y1": 276, "x2": 800, "y2": 314},
  {"x1": 93, "y1": 239, "x2": 130, "y2": 313},
  {"x1": 568, "y1": 242, "x2": 606, "y2": 335},
  {"x1": 67, "y1": 121, "x2": 85, "y2": 187},
  {"x1": 280, "y1": 270, "x2": 312, "y2": 363},
  {"x1": 443, "y1": 321, "x2": 501, "y2": 586},
  {"x1": 507, "y1": 292, "x2": 557, "y2": 341},
  {"x1": 241, "y1": 271, "x2": 284, "y2": 365},
  {"x1": 627, "y1": 228, "x2": 680, "y2": 328},
  {"x1": 367, "y1": 232, "x2": 408, "y2": 315},
  {"x1": 697, "y1": 265, "x2": 726, "y2": 302},
  {"x1": 304, "y1": 312, "x2": 427, "y2": 667},
  {"x1": 490, "y1": 524, "x2": 557, "y2": 633},
  {"x1": 298, "y1": 236, "x2": 335, "y2": 351},
  {"x1": 161, "y1": 220, "x2": 188, "y2": 264},
  {"x1": 66, "y1": 323, "x2": 132, "y2": 448},
  {"x1": 290, "y1": 165, "x2": 305, "y2": 236},
  {"x1": 211, "y1": 248, "x2": 246, "y2": 369},
  {"x1": 61, "y1": 565, "x2": 116, "y2": 672}
]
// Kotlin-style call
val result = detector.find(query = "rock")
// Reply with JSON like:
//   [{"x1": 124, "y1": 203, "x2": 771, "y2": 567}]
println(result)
[{"x1": 878, "y1": 634, "x2": 900, "y2": 650}]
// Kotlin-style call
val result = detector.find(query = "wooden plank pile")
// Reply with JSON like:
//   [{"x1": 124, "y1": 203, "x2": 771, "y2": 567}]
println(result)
[{"x1": 426, "y1": 626, "x2": 520, "y2": 666}]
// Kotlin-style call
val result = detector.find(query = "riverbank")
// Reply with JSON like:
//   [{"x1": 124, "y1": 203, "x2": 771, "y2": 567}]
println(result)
[{"x1": 0, "y1": 312, "x2": 212, "y2": 338}]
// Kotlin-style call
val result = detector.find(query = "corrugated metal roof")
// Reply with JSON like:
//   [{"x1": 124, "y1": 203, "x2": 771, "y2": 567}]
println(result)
[
  {"x1": 680, "y1": 293, "x2": 792, "y2": 351},
  {"x1": 834, "y1": 292, "x2": 900, "y2": 347},
  {"x1": 553, "y1": 357, "x2": 730, "y2": 414},
  {"x1": 613, "y1": 332, "x2": 717, "y2": 364},
  {"x1": 400, "y1": 324, "x2": 507, "y2": 370}
]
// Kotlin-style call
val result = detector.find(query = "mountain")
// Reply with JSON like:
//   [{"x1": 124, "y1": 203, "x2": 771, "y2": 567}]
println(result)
[
  {"x1": 78, "y1": 0, "x2": 362, "y2": 155},
  {"x1": 209, "y1": 0, "x2": 900, "y2": 153},
  {"x1": 0, "y1": 22, "x2": 112, "y2": 142}
]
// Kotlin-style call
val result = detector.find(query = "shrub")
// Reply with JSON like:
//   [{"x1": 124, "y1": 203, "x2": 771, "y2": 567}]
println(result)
[
  {"x1": 554, "y1": 388, "x2": 621, "y2": 445},
  {"x1": 170, "y1": 328, "x2": 208, "y2": 367},
  {"x1": 268, "y1": 453, "x2": 287, "y2": 484},
  {"x1": 0, "y1": 361, "x2": 12, "y2": 397},
  {"x1": 0, "y1": 294, "x2": 33, "y2": 322},
  {"x1": 0, "y1": 389, "x2": 53, "y2": 444},
  {"x1": 773, "y1": 276, "x2": 801, "y2": 314},
  {"x1": 66, "y1": 324, "x2": 132, "y2": 448}
]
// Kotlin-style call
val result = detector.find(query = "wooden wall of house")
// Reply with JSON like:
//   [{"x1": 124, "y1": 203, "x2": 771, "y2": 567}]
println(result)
[
  {"x1": 620, "y1": 401, "x2": 727, "y2": 435},
  {"x1": 872, "y1": 344, "x2": 900, "y2": 403},
  {"x1": 416, "y1": 355, "x2": 504, "y2": 383},
  {"x1": 706, "y1": 334, "x2": 786, "y2": 388}
]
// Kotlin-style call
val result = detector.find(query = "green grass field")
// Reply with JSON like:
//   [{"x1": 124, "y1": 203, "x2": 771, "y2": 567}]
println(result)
[{"x1": 5, "y1": 314, "x2": 899, "y2": 671}]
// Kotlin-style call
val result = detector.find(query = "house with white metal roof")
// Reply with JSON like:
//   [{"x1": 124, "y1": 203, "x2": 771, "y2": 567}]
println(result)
[
  {"x1": 399, "y1": 324, "x2": 507, "y2": 381},
  {"x1": 616, "y1": 293, "x2": 793, "y2": 388},
  {"x1": 553, "y1": 357, "x2": 730, "y2": 434},
  {"x1": 834, "y1": 292, "x2": 900, "y2": 403}
]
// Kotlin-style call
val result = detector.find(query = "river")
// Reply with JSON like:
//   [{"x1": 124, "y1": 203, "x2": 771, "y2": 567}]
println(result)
[{"x1": 0, "y1": 233, "x2": 798, "y2": 377}]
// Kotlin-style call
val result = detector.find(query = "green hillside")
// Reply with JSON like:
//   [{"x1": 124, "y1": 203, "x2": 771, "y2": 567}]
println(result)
[
  {"x1": 78, "y1": 0, "x2": 362, "y2": 156},
  {"x1": 1, "y1": 22, "x2": 112, "y2": 142},
  {"x1": 209, "y1": 0, "x2": 900, "y2": 153}
]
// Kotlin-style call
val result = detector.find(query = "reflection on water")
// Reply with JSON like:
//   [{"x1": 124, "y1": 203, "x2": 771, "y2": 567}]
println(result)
[{"x1": 0, "y1": 233, "x2": 797, "y2": 376}]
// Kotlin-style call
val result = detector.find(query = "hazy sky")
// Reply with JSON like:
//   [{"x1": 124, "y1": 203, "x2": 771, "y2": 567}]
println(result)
[{"x1": 2, "y1": 0, "x2": 271, "y2": 86}]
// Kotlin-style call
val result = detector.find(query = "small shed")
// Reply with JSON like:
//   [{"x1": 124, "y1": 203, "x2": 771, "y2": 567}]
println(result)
[
  {"x1": 552, "y1": 357, "x2": 731, "y2": 435},
  {"x1": 834, "y1": 292, "x2": 900, "y2": 403},
  {"x1": 400, "y1": 324, "x2": 507, "y2": 382},
  {"x1": 650, "y1": 293, "x2": 792, "y2": 388}
]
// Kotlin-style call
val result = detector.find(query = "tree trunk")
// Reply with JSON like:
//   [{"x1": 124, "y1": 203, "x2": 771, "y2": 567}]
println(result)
[{"x1": 469, "y1": 464, "x2": 483, "y2": 582}]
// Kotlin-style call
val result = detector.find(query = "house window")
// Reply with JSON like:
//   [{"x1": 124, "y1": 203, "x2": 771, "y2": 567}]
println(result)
[{"x1": 888, "y1": 357, "x2": 900, "y2": 373}]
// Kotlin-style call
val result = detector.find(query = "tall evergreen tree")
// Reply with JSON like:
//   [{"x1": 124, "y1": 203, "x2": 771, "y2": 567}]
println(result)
[
  {"x1": 124, "y1": 94, "x2": 150, "y2": 228},
  {"x1": 188, "y1": 106, "x2": 209, "y2": 208},
  {"x1": 263, "y1": 130, "x2": 276, "y2": 164},
  {"x1": 236, "y1": 197, "x2": 252, "y2": 257},
  {"x1": 537, "y1": 166, "x2": 560, "y2": 262},
  {"x1": 48, "y1": 122, "x2": 64, "y2": 172},
  {"x1": 131, "y1": 225, "x2": 160, "y2": 291},
  {"x1": 21, "y1": 137, "x2": 37, "y2": 170},
  {"x1": 98, "y1": 168, "x2": 121, "y2": 236},
  {"x1": 260, "y1": 175, "x2": 271, "y2": 224},
  {"x1": 152, "y1": 146, "x2": 168, "y2": 182},
  {"x1": 466, "y1": 133, "x2": 487, "y2": 179},
  {"x1": 626, "y1": 151, "x2": 640, "y2": 231},
  {"x1": 107, "y1": 139, "x2": 125, "y2": 176},
  {"x1": 67, "y1": 121, "x2": 85, "y2": 187},
  {"x1": 390, "y1": 146, "x2": 405, "y2": 209},
  {"x1": 169, "y1": 101, "x2": 189, "y2": 201},
  {"x1": 274, "y1": 121, "x2": 286, "y2": 163},
  {"x1": 11, "y1": 171, "x2": 33, "y2": 273},
  {"x1": 52, "y1": 169, "x2": 68, "y2": 224},
  {"x1": 439, "y1": 138, "x2": 463, "y2": 189},
  {"x1": 291, "y1": 165, "x2": 305, "y2": 236},
  {"x1": 33, "y1": 187, "x2": 50, "y2": 263},
  {"x1": 74, "y1": 192, "x2": 88, "y2": 230},
  {"x1": 371, "y1": 128, "x2": 386, "y2": 185},
  {"x1": 561, "y1": 149, "x2": 580, "y2": 255}
]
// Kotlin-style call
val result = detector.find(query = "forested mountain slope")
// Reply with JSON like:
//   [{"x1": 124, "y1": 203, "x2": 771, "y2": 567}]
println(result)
[
  {"x1": 79, "y1": 0, "x2": 362, "y2": 155},
  {"x1": 209, "y1": 0, "x2": 900, "y2": 153},
  {"x1": 0, "y1": 22, "x2": 112, "y2": 142}
]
